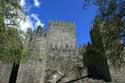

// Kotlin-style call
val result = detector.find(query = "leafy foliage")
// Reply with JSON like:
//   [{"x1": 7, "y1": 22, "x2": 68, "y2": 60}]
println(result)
[
  {"x1": 83, "y1": 45, "x2": 111, "y2": 82},
  {"x1": 84, "y1": 0, "x2": 125, "y2": 66},
  {"x1": 0, "y1": 0, "x2": 29, "y2": 64},
  {"x1": 0, "y1": 28, "x2": 23, "y2": 63}
]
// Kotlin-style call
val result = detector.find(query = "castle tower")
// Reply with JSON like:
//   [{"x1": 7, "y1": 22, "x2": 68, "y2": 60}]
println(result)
[
  {"x1": 45, "y1": 21, "x2": 81, "y2": 82},
  {"x1": 47, "y1": 21, "x2": 76, "y2": 49},
  {"x1": 16, "y1": 26, "x2": 47, "y2": 83}
]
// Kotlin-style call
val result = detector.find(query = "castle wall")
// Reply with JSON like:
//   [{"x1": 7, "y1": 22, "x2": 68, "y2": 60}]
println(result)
[
  {"x1": 0, "y1": 62, "x2": 13, "y2": 83},
  {"x1": 16, "y1": 36, "x2": 47, "y2": 83},
  {"x1": 108, "y1": 47, "x2": 125, "y2": 83}
]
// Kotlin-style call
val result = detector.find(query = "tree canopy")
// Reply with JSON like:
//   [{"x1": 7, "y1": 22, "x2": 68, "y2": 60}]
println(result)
[
  {"x1": 0, "y1": 0, "x2": 29, "y2": 63},
  {"x1": 84, "y1": 0, "x2": 125, "y2": 66}
]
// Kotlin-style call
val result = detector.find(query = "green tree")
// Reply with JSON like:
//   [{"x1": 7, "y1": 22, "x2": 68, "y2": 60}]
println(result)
[
  {"x1": 0, "y1": 28, "x2": 23, "y2": 63},
  {"x1": 84, "y1": 0, "x2": 125, "y2": 66},
  {"x1": 0, "y1": 0, "x2": 29, "y2": 63}
]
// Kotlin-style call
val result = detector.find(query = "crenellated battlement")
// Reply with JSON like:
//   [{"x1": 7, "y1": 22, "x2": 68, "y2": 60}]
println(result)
[{"x1": 48, "y1": 20, "x2": 75, "y2": 26}]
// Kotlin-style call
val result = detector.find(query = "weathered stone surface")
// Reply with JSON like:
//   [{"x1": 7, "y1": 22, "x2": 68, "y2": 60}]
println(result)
[
  {"x1": 44, "y1": 22, "x2": 82, "y2": 83},
  {"x1": 16, "y1": 34, "x2": 47, "y2": 83},
  {"x1": 0, "y1": 62, "x2": 13, "y2": 83},
  {"x1": 108, "y1": 48, "x2": 125, "y2": 83}
]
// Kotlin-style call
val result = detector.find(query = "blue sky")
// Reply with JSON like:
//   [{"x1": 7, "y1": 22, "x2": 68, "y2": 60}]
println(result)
[{"x1": 20, "y1": 0, "x2": 98, "y2": 47}]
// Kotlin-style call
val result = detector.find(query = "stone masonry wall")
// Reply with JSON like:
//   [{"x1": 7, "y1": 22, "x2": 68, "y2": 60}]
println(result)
[
  {"x1": 45, "y1": 22, "x2": 81, "y2": 83},
  {"x1": 16, "y1": 36, "x2": 47, "y2": 83},
  {"x1": 0, "y1": 62, "x2": 13, "y2": 83}
]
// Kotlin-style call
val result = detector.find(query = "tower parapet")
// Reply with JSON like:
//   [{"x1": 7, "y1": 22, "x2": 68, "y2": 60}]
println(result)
[
  {"x1": 47, "y1": 21, "x2": 76, "y2": 49},
  {"x1": 48, "y1": 20, "x2": 75, "y2": 26}
]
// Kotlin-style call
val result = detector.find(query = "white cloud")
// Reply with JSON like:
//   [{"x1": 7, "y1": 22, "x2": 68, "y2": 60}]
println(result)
[
  {"x1": 16, "y1": 15, "x2": 33, "y2": 42},
  {"x1": 4, "y1": 9, "x2": 33, "y2": 32},
  {"x1": 18, "y1": 13, "x2": 44, "y2": 32},
  {"x1": 18, "y1": 0, "x2": 44, "y2": 32},
  {"x1": 31, "y1": 13, "x2": 45, "y2": 28},
  {"x1": 14, "y1": 10, "x2": 33, "y2": 32},
  {"x1": 34, "y1": 0, "x2": 41, "y2": 7},
  {"x1": 19, "y1": 16, "x2": 33, "y2": 32},
  {"x1": 34, "y1": 20, "x2": 44, "y2": 28},
  {"x1": 20, "y1": 0, "x2": 26, "y2": 7},
  {"x1": 31, "y1": 13, "x2": 39, "y2": 21}
]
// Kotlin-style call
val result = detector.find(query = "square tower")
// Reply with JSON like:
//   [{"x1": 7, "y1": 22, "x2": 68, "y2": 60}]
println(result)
[{"x1": 45, "y1": 21, "x2": 80, "y2": 82}]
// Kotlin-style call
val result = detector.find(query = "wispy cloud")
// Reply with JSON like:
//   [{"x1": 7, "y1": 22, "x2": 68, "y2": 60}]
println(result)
[
  {"x1": 31, "y1": 13, "x2": 44, "y2": 28},
  {"x1": 19, "y1": 16, "x2": 33, "y2": 32},
  {"x1": 20, "y1": 0, "x2": 26, "y2": 7},
  {"x1": 33, "y1": 0, "x2": 41, "y2": 7},
  {"x1": 19, "y1": 0, "x2": 43, "y2": 32},
  {"x1": 19, "y1": 0, "x2": 33, "y2": 32}
]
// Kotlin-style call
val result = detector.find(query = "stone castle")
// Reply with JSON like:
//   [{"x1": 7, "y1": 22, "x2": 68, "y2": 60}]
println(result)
[
  {"x1": 16, "y1": 21, "x2": 83, "y2": 83},
  {"x1": 0, "y1": 21, "x2": 125, "y2": 83}
]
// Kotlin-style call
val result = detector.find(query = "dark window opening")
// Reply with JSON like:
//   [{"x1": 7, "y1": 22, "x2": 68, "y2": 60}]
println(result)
[{"x1": 66, "y1": 44, "x2": 68, "y2": 48}]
